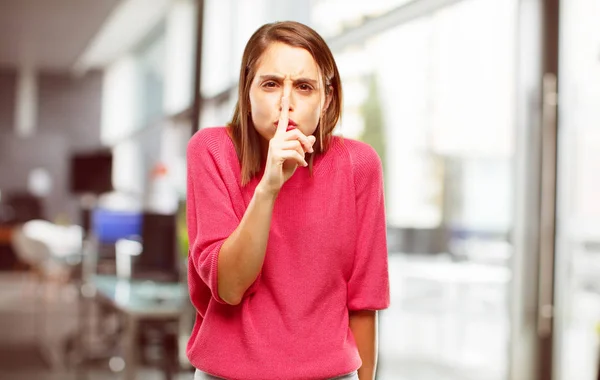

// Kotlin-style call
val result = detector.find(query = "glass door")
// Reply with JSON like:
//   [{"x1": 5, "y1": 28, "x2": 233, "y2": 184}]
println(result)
[
  {"x1": 310, "y1": 0, "x2": 527, "y2": 378},
  {"x1": 554, "y1": 0, "x2": 600, "y2": 379}
]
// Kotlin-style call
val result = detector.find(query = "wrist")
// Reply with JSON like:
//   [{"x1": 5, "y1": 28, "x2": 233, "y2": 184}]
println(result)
[{"x1": 255, "y1": 182, "x2": 279, "y2": 201}]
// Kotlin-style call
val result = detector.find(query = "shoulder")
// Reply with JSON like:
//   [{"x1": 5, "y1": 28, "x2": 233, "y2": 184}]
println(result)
[
  {"x1": 187, "y1": 126, "x2": 240, "y2": 181},
  {"x1": 187, "y1": 126, "x2": 229, "y2": 155},
  {"x1": 331, "y1": 135, "x2": 383, "y2": 177},
  {"x1": 327, "y1": 136, "x2": 383, "y2": 196},
  {"x1": 187, "y1": 126, "x2": 237, "y2": 167}
]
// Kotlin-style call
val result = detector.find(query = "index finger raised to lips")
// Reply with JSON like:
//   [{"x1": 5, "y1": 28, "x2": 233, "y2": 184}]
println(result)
[{"x1": 276, "y1": 96, "x2": 290, "y2": 136}]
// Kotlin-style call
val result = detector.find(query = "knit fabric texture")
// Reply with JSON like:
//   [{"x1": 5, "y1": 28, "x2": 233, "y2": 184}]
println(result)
[{"x1": 186, "y1": 126, "x2": 390, "y2": 380}]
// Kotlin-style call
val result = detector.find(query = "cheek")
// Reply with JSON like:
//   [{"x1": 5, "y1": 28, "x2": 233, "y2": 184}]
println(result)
[
  {"x1": 295, "y1": 99, "x2": 323, "y2": 136},
  {"x1": 304, "y1": 97, "x2": 324, "y2": 123},
  {"x1": 250, "y1": 91, "x2": 278, "y2": 123}
]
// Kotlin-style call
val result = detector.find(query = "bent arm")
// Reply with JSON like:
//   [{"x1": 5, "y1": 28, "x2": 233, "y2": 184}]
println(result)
[{"x1": 217, "y1": 185, "x2": 276, "y2": 305}]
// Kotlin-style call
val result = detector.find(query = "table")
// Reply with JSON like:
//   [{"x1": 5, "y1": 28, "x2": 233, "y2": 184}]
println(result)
[{"x1": 85, "y1": 275, "x2": 188, "y2": 380}]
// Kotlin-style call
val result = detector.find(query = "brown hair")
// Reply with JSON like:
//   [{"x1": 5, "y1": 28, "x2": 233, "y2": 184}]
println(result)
[{"x1": 227, "y1": 21, "x2": 343, "y2": 186}]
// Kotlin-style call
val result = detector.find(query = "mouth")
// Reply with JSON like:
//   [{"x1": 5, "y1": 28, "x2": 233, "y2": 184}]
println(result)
[{"x1": 274, "y1": 119, "x2": 297, "y2": 131}]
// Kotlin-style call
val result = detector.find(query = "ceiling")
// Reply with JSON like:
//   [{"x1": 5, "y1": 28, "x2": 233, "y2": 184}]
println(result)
[{"x1": 0, "y1": 0, "x2": 121, "y2": 71}]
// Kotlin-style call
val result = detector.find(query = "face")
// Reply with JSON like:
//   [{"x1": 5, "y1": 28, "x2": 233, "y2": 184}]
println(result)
[{"x1": 249, "y1": 42, "x2": 330, "y2": 146}]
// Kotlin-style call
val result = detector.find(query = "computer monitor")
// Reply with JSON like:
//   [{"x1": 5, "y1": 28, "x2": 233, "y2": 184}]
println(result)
[
  {"x1": 133, "y1": 212, "x2": 179, "y2": 282},
  {"x1": 69, "y1": 150, "x2": 113, "y2": 195},
  {"x1": 3, "y1": 192, "x2": 44, "y2": 223}
]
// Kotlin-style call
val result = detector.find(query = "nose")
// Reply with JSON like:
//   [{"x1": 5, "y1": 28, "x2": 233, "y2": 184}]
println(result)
[
  {"x1": 279, "y1": 82, "x2": 293, "y2": 112},
  {"x1": 279, "y1": 98, "x2": 294, "y2": 113}
]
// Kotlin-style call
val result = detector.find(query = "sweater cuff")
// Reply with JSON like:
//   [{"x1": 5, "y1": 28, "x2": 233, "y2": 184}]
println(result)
[{"x1": 209, "y1": 241, "x2": 228, "y2": 305}]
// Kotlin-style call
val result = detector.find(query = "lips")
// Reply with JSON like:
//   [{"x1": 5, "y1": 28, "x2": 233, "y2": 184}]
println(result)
[{"x1": 274, "y1": 119, "x2": 297, "y2": 131}]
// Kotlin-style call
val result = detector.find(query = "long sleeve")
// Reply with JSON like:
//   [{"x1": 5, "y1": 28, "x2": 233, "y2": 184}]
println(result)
[
  {"x1": 347, "y1": 144, "x2": 390, "y2": 311},
  {"x1": 186, "y1": 130, "x2": 240, "y2": 304}
]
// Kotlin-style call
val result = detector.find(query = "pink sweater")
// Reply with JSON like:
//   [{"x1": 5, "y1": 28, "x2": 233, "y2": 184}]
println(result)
[{"x1": 186, "y1": 126, "x2": 390, "y2": 380}]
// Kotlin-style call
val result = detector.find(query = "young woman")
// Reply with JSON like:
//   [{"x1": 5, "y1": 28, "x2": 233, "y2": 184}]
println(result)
[{"x1": 186, "y1": 21, "x2": 390, "y2": 380}]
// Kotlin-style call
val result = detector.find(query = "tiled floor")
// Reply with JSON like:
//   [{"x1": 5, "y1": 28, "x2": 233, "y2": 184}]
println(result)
[{"x1": 6, "y1": 253, "x2": 582, "y2": 380}]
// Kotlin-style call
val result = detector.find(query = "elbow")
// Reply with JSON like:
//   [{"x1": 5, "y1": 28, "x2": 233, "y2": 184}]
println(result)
[
  {"x1": 218, "y1": 286, "x2": 243, "y2": 306},
  {"x1": 223, "y1": 293, "x2": 243, "y2": 306}
]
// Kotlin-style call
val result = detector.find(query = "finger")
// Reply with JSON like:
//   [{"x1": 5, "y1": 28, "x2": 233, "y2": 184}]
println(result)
[
  {"x1": 280, "y1": 139, "x2": 302, "y2": 151},
  {"x1": 307, "y1": 135, "x2": 316, "y2": 151},
  {"x1": 284, "y1": 129, "x2": 314, "y2": 153},
  {"x1": 280, "y1": 140, "x2": 305, "y2": 157},
  {"x1": 279, "y1": 150, "x2": 308, "y2": 167},
  {"x1": 276, "y1": 96, "x2": 290, "y2": 136}
]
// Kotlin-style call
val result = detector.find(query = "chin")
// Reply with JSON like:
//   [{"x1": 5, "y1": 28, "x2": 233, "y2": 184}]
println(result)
[
  {"x1": 302, "y1": 127, "x2": 318, "y2": 137},
  {"x1": 253, "y1": 127, "x2": 273, "y2": 141}
]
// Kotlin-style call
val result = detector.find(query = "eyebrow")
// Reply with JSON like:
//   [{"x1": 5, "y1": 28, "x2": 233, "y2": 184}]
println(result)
[{"x1": 258, "y1": 74, "x2": 319, "y2": 87}]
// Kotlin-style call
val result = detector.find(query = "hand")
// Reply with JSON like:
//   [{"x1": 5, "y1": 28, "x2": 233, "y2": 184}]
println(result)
[{"x1": 258, "y1": 96, "x2": 316, "y2": 196}]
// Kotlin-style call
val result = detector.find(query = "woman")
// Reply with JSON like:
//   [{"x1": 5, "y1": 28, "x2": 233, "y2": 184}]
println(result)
[{"x1": 186, "y1": 21, "x2": 390, "y2": 380}]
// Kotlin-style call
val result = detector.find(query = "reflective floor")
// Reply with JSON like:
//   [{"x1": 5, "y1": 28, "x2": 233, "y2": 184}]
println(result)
[
  {"x1": 379, "y1": 253, "x2": 508, "y2": 380},
  {"x1": 1, "y1": 255, "x2": 596, "y2": 380}
]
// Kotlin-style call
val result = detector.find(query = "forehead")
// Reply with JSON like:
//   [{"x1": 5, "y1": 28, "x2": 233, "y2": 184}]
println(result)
[{"x1": 255, "y1": 42, "x2": 319, "y2": 79}]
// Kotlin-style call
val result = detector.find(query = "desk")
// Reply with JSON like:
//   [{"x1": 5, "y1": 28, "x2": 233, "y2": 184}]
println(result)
[
  {"x1": 85, "y1": 275, "x2": 188, "y2": 380},
  {"x1": 92, "y1": 275, "x2": 186, "y2": 318}
]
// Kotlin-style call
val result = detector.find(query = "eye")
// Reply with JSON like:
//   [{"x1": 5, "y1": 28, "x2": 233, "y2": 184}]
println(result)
[
  {"x1": 262, "y1": 81, "x2": 278, "y2": 88},
  {"x1": 297, "y1": 83, "x2": 314, "y2": 92}
]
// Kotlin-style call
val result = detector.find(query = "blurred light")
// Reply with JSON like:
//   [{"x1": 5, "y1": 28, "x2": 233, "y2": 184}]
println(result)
[
  {"x1": 101, "y1": 55, "x2": 141, "y2": 144},
  {"x1": 116, "y1": 238, "x2": 143, "y2": 279},
  {"x1": 114, "y1": 280, "x2": 132, "y2": 305},
  {"x1": 109, "y1": 356, "x2": 126, "y2": 372},
  {"x1": 163, "y1": 0, "x2": 197, "y2": 115},
  {"x1": 15, "y1": 66, "x2": 37, "y2": 138},
  {"x1": 27, "y1": 168, "x2": 52, "y2": 197}
]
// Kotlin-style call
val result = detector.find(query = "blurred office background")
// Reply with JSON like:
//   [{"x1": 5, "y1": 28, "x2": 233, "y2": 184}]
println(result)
[{"x1": 0, "y1": 0, "x2": 598, "y2": 379}]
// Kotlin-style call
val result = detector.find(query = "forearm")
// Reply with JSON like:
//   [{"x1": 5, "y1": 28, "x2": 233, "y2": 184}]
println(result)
[
  {"x1": 349, "y1": 310, "x2": 378, "y2": 380},
  {"x1": 217, "y1": 185, "x2": 276, "y2": 305}
]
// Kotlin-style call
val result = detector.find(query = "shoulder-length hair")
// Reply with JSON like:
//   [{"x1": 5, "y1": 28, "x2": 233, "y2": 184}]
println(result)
[{"x1": 227, "y1": 21, "x2": 343, "y2": 186}]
